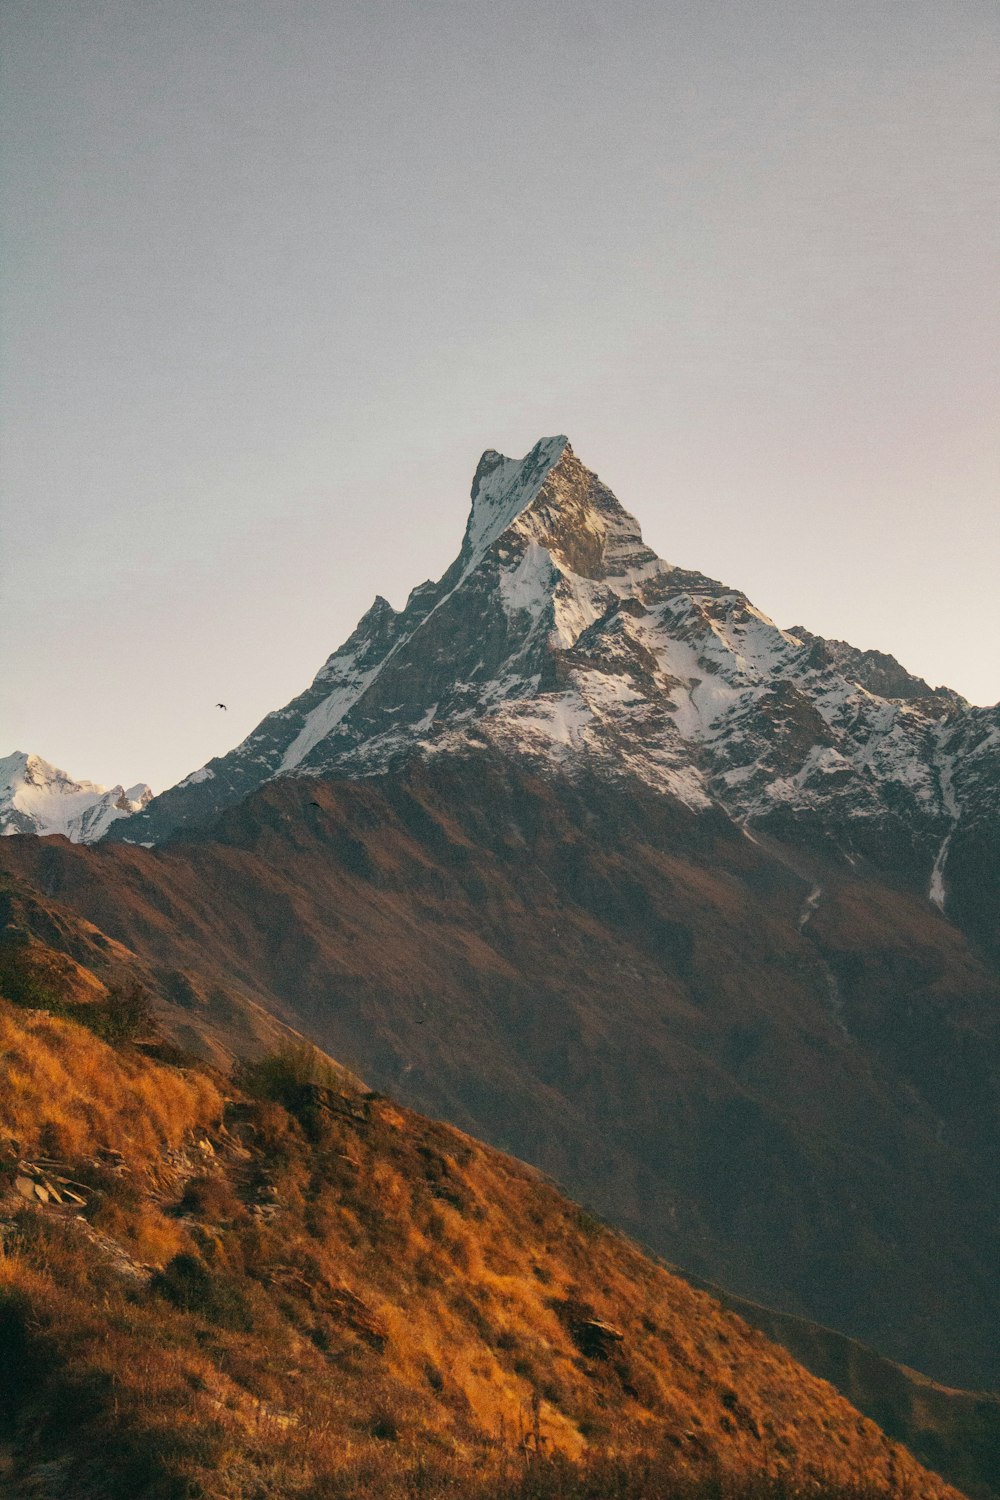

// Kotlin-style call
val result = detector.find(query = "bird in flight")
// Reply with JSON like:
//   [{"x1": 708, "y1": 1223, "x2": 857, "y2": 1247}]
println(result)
[
  {"x1": 216, "y1": 703, "x2": 227, "y2": 710},
  {"x1": 309, "y1": 801, "x2": 322, "y2": 809}
]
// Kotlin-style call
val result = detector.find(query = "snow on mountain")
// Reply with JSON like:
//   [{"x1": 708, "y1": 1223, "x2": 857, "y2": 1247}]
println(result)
[
  {"x1": 97, "y1": 437, "x2": 998, "y2": 919},
  {"x1": 0, "y1": 752, "x2": 152, "y2": 843}
]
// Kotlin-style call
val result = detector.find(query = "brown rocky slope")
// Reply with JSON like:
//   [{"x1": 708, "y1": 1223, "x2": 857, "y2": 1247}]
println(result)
[
  {"x1": 2, "y1": 754, "x2": 998, "y2": 1399},
  {"x1": 0, "y1": 923, "x2": 967, "y2": 1500}
]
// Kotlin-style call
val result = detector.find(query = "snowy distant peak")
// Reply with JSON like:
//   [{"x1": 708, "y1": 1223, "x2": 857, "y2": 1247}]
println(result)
[
  {"x1": 0, "y1": 751, "x2": 151, "y2": 843},
  {"x1": 1, "y1": 751, "x2": 108, "y2": 807}
]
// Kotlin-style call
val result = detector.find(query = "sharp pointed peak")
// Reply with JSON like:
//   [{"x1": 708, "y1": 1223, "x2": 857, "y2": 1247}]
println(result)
[
  {"x1": 470, "y1": 435, "x2": 570, "y2": 496},
  {"x1": 460, "y1": 436, "x2": 663, "y2": 586},
  {"x1": 1, "y1": 749, "x2": 84, "y2": 786},
  {"x1": 463, "y1": 436, "x2": 572, "y2": 563}
]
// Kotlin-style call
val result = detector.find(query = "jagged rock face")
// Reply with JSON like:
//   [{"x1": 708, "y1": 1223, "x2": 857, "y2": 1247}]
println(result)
[
  {"x1": 786, "y1": 628, "x2": 965, "y2": 709},
  {"x1": 0, "y1": 751, "x2": 151, "y2": 843},
  {"x1": 109, "y1": 439, "x2": 997, "y2": 943}
]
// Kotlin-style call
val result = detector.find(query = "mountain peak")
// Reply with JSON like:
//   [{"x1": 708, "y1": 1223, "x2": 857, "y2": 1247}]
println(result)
[
  {"x1": 462, "y1": 435, "x2": 569, "y2": 563},
  {"x1": 102, "y1": 436, "x2": 995, "y2": 893},
  {"x1": 1, "y1": 750, "x2": 103, "y2": 798},
  {"x1": 462, "y1": 435, "x2": 660, "y2": 586},
  {"x1": 0, "y1": 750, "x2": 151, "y2": 842}
]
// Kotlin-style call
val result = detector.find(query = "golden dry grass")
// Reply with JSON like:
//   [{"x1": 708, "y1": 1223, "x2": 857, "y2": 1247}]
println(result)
[
  {"x1": 0, "y1": 998, "x2": 221, "y2": 1163},
  {"x1": 0, "y1": 936, "x2": 965, "y2": 1500}
]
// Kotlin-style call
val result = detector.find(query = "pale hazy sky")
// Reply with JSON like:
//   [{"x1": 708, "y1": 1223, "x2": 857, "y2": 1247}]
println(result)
[{"x1": 2, "y1": 0, "x2": 998, "y2": 792}]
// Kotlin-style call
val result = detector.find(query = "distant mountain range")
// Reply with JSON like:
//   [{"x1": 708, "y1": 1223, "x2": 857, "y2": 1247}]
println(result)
[
  {"x1": 3, "y1": 439, "x2": 998, "y2": 1413},
  {"x1": 0, "y1": 751, "x2": 151, "y2": 843}
]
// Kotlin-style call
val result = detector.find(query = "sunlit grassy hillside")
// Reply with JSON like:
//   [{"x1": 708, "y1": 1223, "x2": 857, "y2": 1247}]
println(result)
[{"x1": 0, "y1": 923, "x2": 963, "y2": 1500}]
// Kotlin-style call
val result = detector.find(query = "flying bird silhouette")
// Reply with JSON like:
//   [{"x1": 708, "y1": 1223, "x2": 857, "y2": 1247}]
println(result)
[
  {"x1": 216, "y1": 703, "x2": 227, "y2": 710},
  {"x1": 309, "y1": 801, "x2": 322, "y2": 809}
]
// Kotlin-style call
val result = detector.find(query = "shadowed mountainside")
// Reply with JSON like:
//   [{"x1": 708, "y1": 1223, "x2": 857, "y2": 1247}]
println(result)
[
  {"x1": 681, "y1": 1275, "x2": 1000, "y2": 1500},
  {"x1": 3, "y1": 754, "x2": 998, "y2": 1396}
]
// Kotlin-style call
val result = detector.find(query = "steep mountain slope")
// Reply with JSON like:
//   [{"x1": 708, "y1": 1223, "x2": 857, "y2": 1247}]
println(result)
[
  {"x1": 5, "y1": 755, "x2": 998, "y2": 1393},
  {"x1": 684, "y1": 1275, "x2": 1000, "y2": 1500},
  {"x1": 0, "y1": 925, "x2": 966, "y2": 1499},
  {"x1": 105, "y1": 438, "x2": 997, "y2": 957},
  {"x1": 0, "y1": 751, "x2": 151, "y2": 843},
  {"x1": 0, "y1": 870, "x2": 316, "y2": 1070}
]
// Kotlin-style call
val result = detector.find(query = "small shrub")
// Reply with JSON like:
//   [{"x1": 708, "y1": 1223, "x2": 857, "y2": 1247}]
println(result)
[
  {"x1": 367, "y1": 1402, "x2": 402, "y2": 1441},
  {"x1": 574, "y1": 1207, "x2": 604, "y2": 1241},
  {"x1": 234, "y1": 1043, "x2": 342, "y2": 1106},
  {"x1": 151, "y1": 1252, "x2": 254, "y2": 1332},
  {"x1": 423, "y1": 1206, "x2": 448, "y2": 1243},
  {"x1": 83, "y1": 983, "x2": 156, "y2": 1045},
  {"x1": 181, "y1": 1174, "x2": 247, "y2": 1224}
]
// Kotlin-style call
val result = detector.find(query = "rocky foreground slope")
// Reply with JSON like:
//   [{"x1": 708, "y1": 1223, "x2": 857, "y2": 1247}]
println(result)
[{"x1": 0, "y1": 907, "x2": 974, "y2": 1500}]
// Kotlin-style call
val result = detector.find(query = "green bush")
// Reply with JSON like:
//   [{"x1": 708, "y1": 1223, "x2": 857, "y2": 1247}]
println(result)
[{"x1": 84, "y1": 983, "x2": 155, "y2": 1044}]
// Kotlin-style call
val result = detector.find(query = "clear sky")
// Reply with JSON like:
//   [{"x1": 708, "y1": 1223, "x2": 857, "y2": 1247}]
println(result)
[{"x1": 2, "y1": 0, "x2": 997, "y2": 792}]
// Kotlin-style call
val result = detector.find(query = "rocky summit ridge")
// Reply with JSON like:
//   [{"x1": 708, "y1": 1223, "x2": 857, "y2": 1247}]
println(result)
[{"x1": 105, "y1": 438, "x2": 998, "y2": 945}]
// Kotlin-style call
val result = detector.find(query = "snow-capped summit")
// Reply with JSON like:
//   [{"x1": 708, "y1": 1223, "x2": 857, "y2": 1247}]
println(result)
[
  {"x1": 0, "y1": 751, "x2": 152, "y2": 843},
  {"x1": 461, "y1": 436, "x2": 569, "y2": 563},
  {"x1": 96, "y1": 436, "x2": 998, "y2": 931}
]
